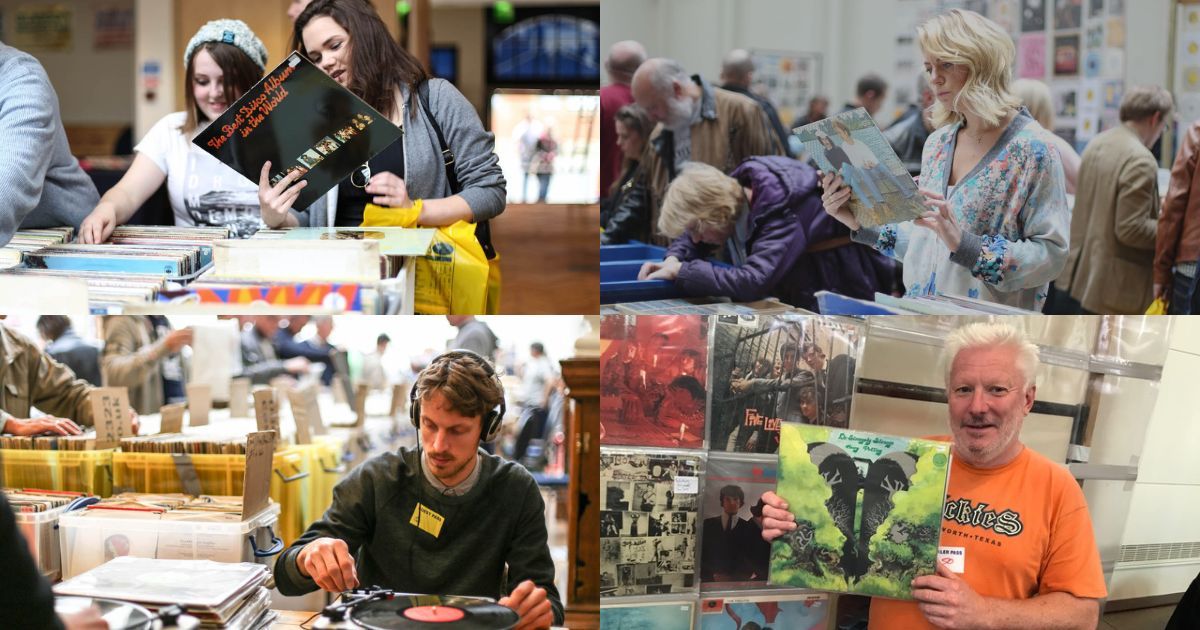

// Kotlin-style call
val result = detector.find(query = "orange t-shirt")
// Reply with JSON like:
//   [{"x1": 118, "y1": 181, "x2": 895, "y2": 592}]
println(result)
[{"x1": 869, "y1": 439, "x2": 1107, "y2": 630}]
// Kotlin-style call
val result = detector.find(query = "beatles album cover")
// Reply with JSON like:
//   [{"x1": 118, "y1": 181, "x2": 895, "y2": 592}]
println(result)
[
  {"x1": 795, "y1": 108, "x2": 924, "y2": 228},
  {"x1": 194, "y1": 52, "x2": 402, "y2": 210},
  {"x1": 709, "y1": 315, "x2": 863, "y2": 454},
  {"x1": 601, "y1": 448, "x2": 704, "y2": 598},
  {"x1": 699, "y1": 455, "x2": 776, "y2": 589},
  {"x1": 699, "y1": 592, "x2": 829, "y2": 630},
  {"x1": 601, "y1": 600, "x2": 695, "y2": 630},
  {"x1": 769, "y1": 424, "x2": 951, "y2": 599},
  {"x1": 601, "y1": 315, "x2": 709, "y2": 448}
]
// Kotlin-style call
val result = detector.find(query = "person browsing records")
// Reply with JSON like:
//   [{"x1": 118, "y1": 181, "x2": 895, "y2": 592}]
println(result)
[
  {"x1": 757, "y1": 322, "x2": 1104, "y2": 630},
  {"x1": 79, "y1": 20, "x2": 271, "y2": 242},
  {"x1": 821, "y1": 9, "x2": 1069, "y2": 311},
  {"x1": 274, "y1": 350, "x2": 561, "y2": 629},
  {"x1": 260, "y1": 0, "x2": 505, "y2": 255}
]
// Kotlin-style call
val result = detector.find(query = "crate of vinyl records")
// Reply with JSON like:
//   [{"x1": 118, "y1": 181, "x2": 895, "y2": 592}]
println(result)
[
  {"x1": 0, "y1": 438, "x2": 116, "y2": 497},
  {"x1": 58, "y1": 493, "x2": 282, "y2": 579},
  {"x1": 110, "y1": 438, "x2": 312, "y2": 545},
  {"x1": 5, "y1": 488, "x2": 94, "y2": 581}
]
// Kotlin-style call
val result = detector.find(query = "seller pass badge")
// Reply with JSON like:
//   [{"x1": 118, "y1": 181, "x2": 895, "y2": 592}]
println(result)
[
  {"x1": 938, "y1": 546, "x2": 966, "y2": 573},
  {"x1": 410, "y1": 502, "x2": 446, "y2": 538}
]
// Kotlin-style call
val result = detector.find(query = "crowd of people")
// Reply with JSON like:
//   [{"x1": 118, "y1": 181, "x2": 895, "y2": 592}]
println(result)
[{"x1": 600, "y1": 7, "x2": 1200, "y2": 315}]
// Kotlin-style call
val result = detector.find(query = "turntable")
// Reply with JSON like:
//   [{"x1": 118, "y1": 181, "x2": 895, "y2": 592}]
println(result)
[{"x1": 313, "y1": 589, "x2": 519, "y2": 630}]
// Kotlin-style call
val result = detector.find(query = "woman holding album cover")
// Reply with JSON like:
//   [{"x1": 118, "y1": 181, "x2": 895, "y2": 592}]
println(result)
[
  {"x1": 821, "y1": 9, "x2": 1069, "y2": 312},
  {"x1": 259, "y1": 0, "x2": 505, "y2": 255},
  {"x1": 79, "y1": 20, "x2": 271, "y2": 242}
]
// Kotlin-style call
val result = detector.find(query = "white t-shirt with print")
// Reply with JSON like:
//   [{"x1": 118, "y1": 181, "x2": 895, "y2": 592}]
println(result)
[
  {"x1": 135, "y1": 111, "x2": 264, "y2": 238},
  {"x1": 840, "y1": 137, "x2": 879, "y2": 169}
]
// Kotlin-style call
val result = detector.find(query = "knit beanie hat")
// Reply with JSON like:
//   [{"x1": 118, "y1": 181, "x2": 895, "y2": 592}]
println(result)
[{"x1": 184, "y1": 19, "x2": 268, "y2": 71}]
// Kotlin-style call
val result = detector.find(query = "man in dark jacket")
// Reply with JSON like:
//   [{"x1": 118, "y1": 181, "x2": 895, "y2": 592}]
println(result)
[
  {"x1": 275, "y1": 350, "x2": 561, "y2": 628},
  {"x1": 884, "y1": 73, "x2": 935, "y2": 177},
  {"x1": 36, "y1": 315, "x2": 101, "y2": 386},
  {"x1": 720, "y1": 49, "x2": 793, "y2": 157},
  {"x1": 637, "y1": 156, "x2": 894, "y2": 310}
]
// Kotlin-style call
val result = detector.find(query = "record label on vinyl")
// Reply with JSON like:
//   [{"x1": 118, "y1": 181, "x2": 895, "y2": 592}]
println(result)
[{"x1": 349, "y1": 594, "x2": 519, "y2": 630}]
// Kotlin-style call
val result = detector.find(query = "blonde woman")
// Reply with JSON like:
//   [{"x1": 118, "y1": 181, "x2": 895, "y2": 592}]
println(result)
[
  {"x1": 636, "y1": 158, "x2": 893, "y2": 310},
  {"x1": 1012, "y1": 78, "x2": 1080, "y2": 193},
  {"x1": 821, "y1": 9, "x2": 1069, "y2": 312}
]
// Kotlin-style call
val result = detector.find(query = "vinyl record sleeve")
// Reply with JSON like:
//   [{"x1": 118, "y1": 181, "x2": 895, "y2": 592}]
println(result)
[
  {"x1": 193, "y1": 52, "x2": 403, "y2": 210},
  {"x1": 709, "y1": 315, "x2": 864, "y2": 454},
  {"x1": 601, "y1": 447, "x2": 704, "y2": 598},
  {"x1": 601, "y1": 599, "x2": 695, "y2": 630},
  {"x1": 600, "y1": 315, "x2": 709, "y2": 448},
  {"x1": 769, "y1": 425, "x2": 951, "y2": 599},
  {"x1": 698, "y1": 591, "x2": 829, "y2": 630}
]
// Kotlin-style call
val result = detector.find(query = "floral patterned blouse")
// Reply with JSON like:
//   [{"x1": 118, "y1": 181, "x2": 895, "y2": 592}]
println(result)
[{"x1": 851, "y1": 109, "x2": 1069, "y2": 311}]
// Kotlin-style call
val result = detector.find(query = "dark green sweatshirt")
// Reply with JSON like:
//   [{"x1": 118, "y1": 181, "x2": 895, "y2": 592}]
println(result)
[{"x1": 274, "y1": 446, "x2": 564, "y2": 625}]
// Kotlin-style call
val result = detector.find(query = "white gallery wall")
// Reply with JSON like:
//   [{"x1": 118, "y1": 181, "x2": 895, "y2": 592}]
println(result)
[{"x1": 601, "y1": 0, "x2": 1171, "y2": 128}]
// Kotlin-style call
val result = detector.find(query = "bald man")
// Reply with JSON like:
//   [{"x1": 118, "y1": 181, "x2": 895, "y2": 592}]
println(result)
[
  {"x1": 631, "y1": 57, "x2": 782, "y2": 243},
  {"x1": 601, "y1": 40, "x2": 647, "y2": 194},
  {"x1": 719, "y1": 49, "x2": 792, "y2": 157}
]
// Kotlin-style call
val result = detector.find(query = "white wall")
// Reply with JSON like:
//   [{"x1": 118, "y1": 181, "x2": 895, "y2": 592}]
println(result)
[
  {"x1": 133, "y1": 0, "x2": 174, "y2": 143},
  {"x1": 602, "y1": 0, "x2": 1174, "y2": 130},
  {"x1": 0, "y1": 0, "x2": 135, "y2": 126}
]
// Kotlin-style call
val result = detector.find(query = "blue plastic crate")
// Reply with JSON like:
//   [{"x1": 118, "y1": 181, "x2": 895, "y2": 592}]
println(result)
[
  {"x1": 599, "y1": 242, "x2": 667, "y2": 263},
  {"x1": 814, "y1": 291, "x2": 904, "y2": 315},
  {"x1": 600, "y1": 261, "x2": 681, "y2": 304}
]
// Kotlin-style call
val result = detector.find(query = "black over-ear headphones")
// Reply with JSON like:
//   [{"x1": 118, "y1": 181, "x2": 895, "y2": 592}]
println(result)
[{"x1": 409, "y1": 349, "x2": 506, "y2": 442}]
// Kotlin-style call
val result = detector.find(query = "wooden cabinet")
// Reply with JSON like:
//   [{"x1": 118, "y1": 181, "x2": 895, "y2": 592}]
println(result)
[{"x1": 560, "y1": 358, "x2": 599, "y2": 630}]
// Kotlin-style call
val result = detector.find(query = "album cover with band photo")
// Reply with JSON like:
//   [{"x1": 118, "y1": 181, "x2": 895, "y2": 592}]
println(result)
[
  {"x1": 709, "y1": 314, "x2": 863, "y2": 454},
  {"x1": 699, "y1": 455, "x2": 777, "y2": 590},
  {"x1": 600, "y1": 315, "x2": 710, "y2": 449},
  {"x1": 193, "y1": 52, "x2": 402, "y2": 210},
  {"x1": 601, "y1": 448, "x2": 704, "y2": 598}
]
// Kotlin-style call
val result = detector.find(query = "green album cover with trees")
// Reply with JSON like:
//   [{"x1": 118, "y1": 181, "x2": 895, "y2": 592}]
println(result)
[{"x1": 768, "y1": 424, "x2": 951, "y2": 599}]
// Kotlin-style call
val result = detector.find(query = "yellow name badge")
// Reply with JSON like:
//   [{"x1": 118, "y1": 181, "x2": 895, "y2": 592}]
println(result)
[{"x1": 409, "y1": 502, "x2": 445, "y2": 538}]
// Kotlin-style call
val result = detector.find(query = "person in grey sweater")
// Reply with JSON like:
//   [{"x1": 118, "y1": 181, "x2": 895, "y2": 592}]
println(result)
[
  {"x1": 0, "y1": 42, "x2": 98, "y2": 247},
  {"x1": 260, "y1": 0, "x2": 504, "y2": 255},
  {"x1": 275, "y1": 350, "x2": 560, "y2": 628}
]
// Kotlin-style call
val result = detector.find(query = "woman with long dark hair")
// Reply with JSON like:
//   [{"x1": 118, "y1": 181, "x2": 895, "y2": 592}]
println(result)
[{"x1": 260, "y1": 0, "x2": 505, "y2": 255}]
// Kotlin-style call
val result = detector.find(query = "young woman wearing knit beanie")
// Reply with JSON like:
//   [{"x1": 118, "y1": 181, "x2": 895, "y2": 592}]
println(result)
[{"x1": 79, "y1": 19, "x2": 271, "y2": 242}]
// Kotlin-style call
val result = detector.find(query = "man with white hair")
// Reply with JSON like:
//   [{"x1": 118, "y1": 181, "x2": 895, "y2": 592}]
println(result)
[
  {"x1": 631, "y1": 57, "x2": 782, "y2": 243},
  {"x1": 719, "y1": 49, "x2": 792, "y2": 157},
  {"x1": 601, "y1": 40, "x2": 647, "y2": 194},
  {"x1": 758, "y1": 322, "x2": 1105, "y2": 630}
]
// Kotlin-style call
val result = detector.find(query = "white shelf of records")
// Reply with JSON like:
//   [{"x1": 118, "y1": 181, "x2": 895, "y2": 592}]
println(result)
[
  {"x1": 599, "y1": 313, "x2": 958, "y2": 629},
  {"x1": 0, "y1": 225, "x2": 435, "y2": 314}
]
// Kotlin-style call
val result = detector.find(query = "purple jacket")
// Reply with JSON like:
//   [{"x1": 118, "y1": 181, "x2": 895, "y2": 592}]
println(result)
[{"x1": 666, "y1": 156, "x2": 894, "y2": 310}]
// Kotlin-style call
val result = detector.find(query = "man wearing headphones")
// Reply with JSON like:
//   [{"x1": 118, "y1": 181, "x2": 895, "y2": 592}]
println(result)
[{"x1": 274, "y1": 350, "x2": 562, "y2": 629}]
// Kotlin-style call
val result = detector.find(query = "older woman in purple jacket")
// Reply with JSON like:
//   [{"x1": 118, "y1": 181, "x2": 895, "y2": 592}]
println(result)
[{"x1": 637, "y1": 156, "x2": 894, "y2": 310}]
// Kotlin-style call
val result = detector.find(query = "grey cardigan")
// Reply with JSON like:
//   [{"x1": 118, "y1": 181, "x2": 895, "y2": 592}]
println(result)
[
  {"x1": 292, "y1": 79, "x2": 506, "y2": 227},
  {"x1": 0, "y1": 43, "x2": 98, "y2": 246}
]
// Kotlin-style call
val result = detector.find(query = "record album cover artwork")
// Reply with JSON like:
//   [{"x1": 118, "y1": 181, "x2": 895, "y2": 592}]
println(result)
[
  {"x1": 769, "y1": 425, "x2": 951, "y2": 599},
  {"x1": 193, "y1": 52, "x2": 403, "y2": 211},
  {"x1": 710, "y1": 315, "x2": 862, "y2": 454},
  {"x1": 795, "y1": 108, "x2": 924, "y2": 228},
  {"x1": 699, "y1": 593, "x2": 829, "y2": 630},
  {"x1": 699, "y1": 456, "x2": 777, "y2": 588},
  {"x1": 601, "y1": 448, "x2": 703, "y2": 598},
  {"x1": 601, "y1": 315, "x2": 709, "y2": 448},
  {"x1": 601, "y1": 601, "x2": 695, "y2": 630}
]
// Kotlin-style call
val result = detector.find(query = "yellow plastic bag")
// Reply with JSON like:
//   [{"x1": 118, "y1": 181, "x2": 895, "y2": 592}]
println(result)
[
  {"x1": 362, "y1": 204, "x2": 489, "y2": 314},
  {"x1": 1145, "y1": 297, "x2": 1168, "y2": 315}
]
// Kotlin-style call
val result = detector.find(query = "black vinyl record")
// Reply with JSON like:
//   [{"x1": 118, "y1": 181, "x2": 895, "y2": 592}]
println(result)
[{"x1": 349, "y1": 594, "x2": 519, "y2": 630}]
